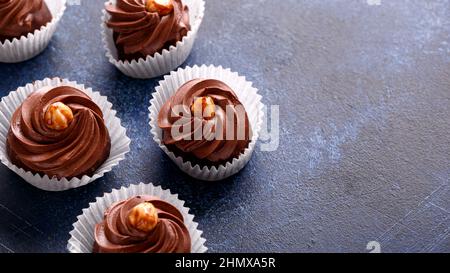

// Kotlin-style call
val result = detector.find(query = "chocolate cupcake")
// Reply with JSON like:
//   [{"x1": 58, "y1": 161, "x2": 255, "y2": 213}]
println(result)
[
  {"x1": 68, "y1": 183, "x2": 207, "y2": 253},
  {"x1": 0, "y1": 78, "x2": 130, "y2": 191},
  {"x1": 102, "y1": 0, "x2": 205, "y2": 78},
  {"x1": 158, "y1": 79, "x2": 252, "y2": 166},
  {"x1": 105, "y1": 0, "x2": 190, "y2": 62},
  {"x1": 6, "y1": 85, "x2": 111, "y2": 179},
  {"x1": 93, "y1": 195, "x2": 191, "y2": 253},
  {"x1": 149, "y1": 65, "x2": 264, "y2": 181},
  {"x1": 0, "y1": 0, "x2": 66, "y2": 63},
  {"x1": 0, "y1": 0, "x2": 52, "y2": 43}
]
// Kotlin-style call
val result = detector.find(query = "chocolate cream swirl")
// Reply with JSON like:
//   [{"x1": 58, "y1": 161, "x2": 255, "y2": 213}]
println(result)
[
  {"x1": 6, "y1": 86, "x2": 111, "y2": 179},
  {"x1": 105, "y1": 0, "x2": 191, "y2": 61},
  {"x1": 158, "y1": 79, "x2": 252, "y2": 165},
  {"x1": 0, "y1": 0, "x2": 52, "y2": 43},
  {"x1": 93, "y1": 195, "x2": 191, "y2": 253}
]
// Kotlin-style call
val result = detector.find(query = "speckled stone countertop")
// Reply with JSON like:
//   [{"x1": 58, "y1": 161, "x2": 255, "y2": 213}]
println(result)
[{"x1": 0, "y1": 0, "x2": 449, "y2": 253}]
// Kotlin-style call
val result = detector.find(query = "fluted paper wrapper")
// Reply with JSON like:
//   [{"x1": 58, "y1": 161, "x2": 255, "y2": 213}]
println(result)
[
  {"x1": 0, "y1": 78, "x2": 131, "y2": 191},
  {"x1": 0, "y1": 0, "x2": 66, "y2": 63},
  {"x1": 101, "y1": 0, "x2": 205, "y2": 79},
  {"x1": 149, "y1": 65, "x2": 264, "y2": 181},
  {"x1": 67, "y1": 182, "x2": 207, "y2": 253}
]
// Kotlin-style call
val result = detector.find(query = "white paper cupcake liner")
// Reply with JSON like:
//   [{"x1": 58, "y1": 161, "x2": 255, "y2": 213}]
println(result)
[
  {"x1": 0, "y1": 78, "x2": 131, "y2": 191},
  {"x1": 149, "y1": 65, "x2": 264, "y2": 181},
  {"x1": 101, "y1": 0, "x2": 205, "y2": 79},
  {"x1": 0, "y1": 0, "x2": 66, "y2": 63},
  {"x1": 67, "y1": 182, "x2": 207, "y2": 253}
]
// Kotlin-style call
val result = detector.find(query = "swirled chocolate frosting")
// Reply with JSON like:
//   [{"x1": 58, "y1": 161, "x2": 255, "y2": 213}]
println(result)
[
  {"x1": 6, "y1": 86, "x2": 111, "y2": 179},
  {"x1": 93, "y1": 195, "x2": 191, "y2": 253},
  {"x1": 158, "y1": 79, "x2": 252, "y2": 165},
  {"x1": 105, "y1": 0, "x2": 191, "y2": 61},
  {"x1": 0, "y1": 0, "x2": 52, "y2": 43}
]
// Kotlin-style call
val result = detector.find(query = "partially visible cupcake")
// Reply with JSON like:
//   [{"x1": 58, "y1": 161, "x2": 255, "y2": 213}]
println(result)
[
  {"x1": 158, "y1": 79, "x2": 252, "y2": 167},
  {"x1": 105, "y1": 0, "x2": 190, "y2": 62},
  {"x1": 67, "y1": 183, "x2": 207, "y2": 253},
  {"x1": 102, "y1": 0, "x2": 205, "y2": 78},
  {"x1": 0, "y1": 0, "x2": 52, "y2": 43},
  {"x1": 93, "y1": 195, "x2": 191, "y2": 253},
  {"x1": 6, "y1": 85, "x2": 111, "y2": 179},
  {"x1": 0, "y1": 0, "x2": 66, "y2": 63}
]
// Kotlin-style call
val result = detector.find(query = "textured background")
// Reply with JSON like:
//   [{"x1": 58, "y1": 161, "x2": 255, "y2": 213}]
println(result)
[{"x1": 0, "y1": 0, "x2": 449, "y2": 253}]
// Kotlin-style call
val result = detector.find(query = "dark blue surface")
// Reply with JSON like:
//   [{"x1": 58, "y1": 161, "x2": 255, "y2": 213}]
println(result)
[{"x1": 0, "y1": 0, "x2": 449, "y2": 253}]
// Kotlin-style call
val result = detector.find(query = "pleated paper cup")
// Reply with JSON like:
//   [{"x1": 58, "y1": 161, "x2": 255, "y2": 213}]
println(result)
[
  {"x1": 67, "y1": 182, "x2": 207, "y2": 253},
  {"x1": 101, "y1": 0, "x2": 205, "y2": 79},
  {"x1": 0, "y1": 78, "x2": 131, "y2": 191},
  {"x1": 149, "y1": 65, "x2": 264, "y2": 181},
  {"x1": 0, "y1": 0, "x2": 66, "y2": 63}
]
